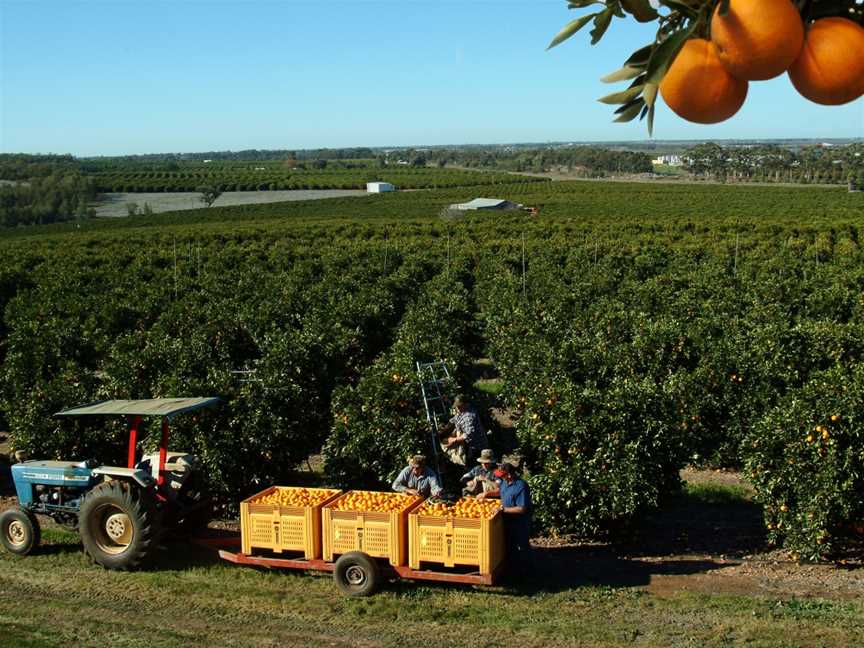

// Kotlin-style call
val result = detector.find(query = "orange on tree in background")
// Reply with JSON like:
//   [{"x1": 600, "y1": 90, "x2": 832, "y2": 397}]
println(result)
[
  {"x1": 660, "y1": 38, "x2": 748, "y2": 124},
  {"x1": 788, "y1": 17, "x2": 864, "y2": 105},
  {"x1": 711, "y1": 0, "x2": 805, "y2": 81}
]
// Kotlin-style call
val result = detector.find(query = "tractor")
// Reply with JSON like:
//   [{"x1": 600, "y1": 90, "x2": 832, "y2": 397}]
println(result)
[{"x1": 0, "y1": 398, "x2": 219, "y2": 570}]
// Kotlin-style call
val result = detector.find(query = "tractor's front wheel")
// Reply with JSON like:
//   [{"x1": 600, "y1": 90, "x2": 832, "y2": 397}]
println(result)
[
  {"x1": 79, "y1": 480, "x2": 161, "y2": 570},
  {"x1": 0, "y1": 507, "x2": 40, "y2": 556}
]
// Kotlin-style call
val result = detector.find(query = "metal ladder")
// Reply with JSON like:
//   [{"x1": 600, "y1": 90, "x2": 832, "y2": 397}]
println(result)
[{"x1": 415, "y1": 360, "x2": 454, "y2": 481}]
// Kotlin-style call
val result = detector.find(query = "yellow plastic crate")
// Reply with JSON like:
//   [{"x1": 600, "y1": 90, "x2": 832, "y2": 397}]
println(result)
[
  {"x1": 240, "y1": 486, "x2": 342, "y2": 559},
  {"x1": 322, "y1": 491, "x2": 422, "y2": 567},
  {"x1": 408, "y1": 509, "x2": 505, "y2": 574}
]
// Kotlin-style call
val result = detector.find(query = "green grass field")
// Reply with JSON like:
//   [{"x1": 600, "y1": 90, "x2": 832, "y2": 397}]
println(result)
[
  {"x1": 1, "y1": 537, "x2": 861, "y2": 647},
  {"x1": 2, "y1": 480, "x2": 862, "y2": 648},
  {"x1": 1, "y1": 527, "x2": 863, "y2": 648}
]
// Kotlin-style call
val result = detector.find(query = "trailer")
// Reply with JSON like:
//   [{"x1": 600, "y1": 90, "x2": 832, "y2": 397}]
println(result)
[
  {"x1": 202, "y1": 485, "x2": 507, "y2": 596},
  {"x1": 216, "y1": 541, "x2": 504, "y2": 596}
]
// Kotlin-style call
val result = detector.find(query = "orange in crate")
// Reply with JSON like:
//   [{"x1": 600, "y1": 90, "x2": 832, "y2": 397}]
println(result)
[
  {"x1": 322, "y1": 490, "x2": 422, "y2": 567},
  {"x1": 240, "y1": 486, "x2": 342, "y2": 559},
  {"x1": 409, "y1": 497, "x2": 505, "y2": 574}
]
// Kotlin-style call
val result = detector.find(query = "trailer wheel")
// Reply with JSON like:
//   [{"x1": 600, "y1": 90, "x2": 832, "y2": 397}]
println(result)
[
  {"x1": 79, "y1": 480, "x2": 161, "y2": 570},
  {"x1": 0, "y1": 507, "x2": 40, "y2": 556},
  {"x1": 333, "y1": 552, "x2": 381, "y2": 597}
]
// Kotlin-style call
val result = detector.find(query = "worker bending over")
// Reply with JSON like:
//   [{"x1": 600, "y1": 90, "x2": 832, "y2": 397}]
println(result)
[{"x1": 439, "y1": 394, "x2": 489, "y2": 465}]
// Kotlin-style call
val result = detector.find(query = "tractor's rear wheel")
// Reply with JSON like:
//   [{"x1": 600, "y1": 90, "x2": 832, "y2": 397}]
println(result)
[
  {"x1": 79, "y1": 480, "x2": 161, "y2": 570},
  {"x1": 0, "y1": 507, "x2": 40, "y2": 556}
]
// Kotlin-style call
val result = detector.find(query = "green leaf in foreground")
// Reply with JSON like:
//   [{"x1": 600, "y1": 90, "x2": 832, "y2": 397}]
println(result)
[{"x1": 547, "y1": 13, "x2": 598, "y2": 49}]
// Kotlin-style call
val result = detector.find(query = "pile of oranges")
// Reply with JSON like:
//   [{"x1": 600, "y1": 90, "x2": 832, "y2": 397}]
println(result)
[
  {"x1": 250, "y1": 487, "x2": 340, "y2": 508},
  {"x1": 416, "y1": 497, "x2": 501, "y2": 520},
  {"x1": 329, "y1": 490, "x2": 418, "y2": 513},
  {"x1": 660, "y1": 0, "x2": 864, "y2": 124}
]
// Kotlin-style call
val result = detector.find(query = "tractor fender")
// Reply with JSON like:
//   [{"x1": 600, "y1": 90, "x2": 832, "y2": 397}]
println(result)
[{"x1": 91, "y1": 467, "x2": 154, "y2": 488}]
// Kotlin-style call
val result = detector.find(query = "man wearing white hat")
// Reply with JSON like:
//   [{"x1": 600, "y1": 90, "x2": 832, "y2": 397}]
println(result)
[{"x1": 459, "y1": 448, "x2": 502, "y2": 497}]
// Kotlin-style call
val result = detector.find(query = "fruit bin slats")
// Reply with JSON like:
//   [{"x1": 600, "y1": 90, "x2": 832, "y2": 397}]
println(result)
[
  {"x1": 321, "y1": 490, "x2": 423, "y2": 567},
  {"x1": 240, "y1": 486, "x2": 342, "y2": 560},
  {"x1": 408, "y1": 512, "x2": 505, "y2": 574}
]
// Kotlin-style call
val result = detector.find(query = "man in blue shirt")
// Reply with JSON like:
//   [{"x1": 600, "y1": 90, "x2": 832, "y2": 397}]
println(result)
[
  {"x1": 391, "y1": 454, "x2": 443, "y2": 498},
  {"x1": 460, "y1": 448, "x2": 502, "y2": 496},
  {"x1": 482, "y1": 462, "x2": 532, "y2": 577}
]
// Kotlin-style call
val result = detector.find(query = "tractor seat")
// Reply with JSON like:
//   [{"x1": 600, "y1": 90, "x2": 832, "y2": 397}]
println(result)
[
  {"x1": 135, "y1": 452, "x2": 197, "y2": 489},
  {"x1": 135, "y1": 452, "x2": 195, "y2": 473}
]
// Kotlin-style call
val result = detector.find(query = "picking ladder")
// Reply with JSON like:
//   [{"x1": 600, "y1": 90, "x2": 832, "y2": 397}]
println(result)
[{"x1": 415, "y1": 360, "x2": 454, "y2": 481}]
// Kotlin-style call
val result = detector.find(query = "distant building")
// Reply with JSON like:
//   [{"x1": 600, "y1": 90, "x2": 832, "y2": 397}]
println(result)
[
  {"x1": 367, "y1": 181, "x2": 395, "y2": 193},
  {"x1": 652, "y1": 155, "x2": 684, "y2": 166},
  {"x1": 449, "y1": 198, "x2": 522, "y2": 211}
]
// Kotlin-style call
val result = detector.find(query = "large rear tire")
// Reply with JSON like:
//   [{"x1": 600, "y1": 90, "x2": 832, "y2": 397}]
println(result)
[
  {"x1": 0, "y1": 507, "x2": 40, "y2": 556},
  {"x1": 333, "y1": 551, "x2": 381, "y2": 597},
  {"x1": 79, "y1": 480, "x2": 161, "y2": 570}
]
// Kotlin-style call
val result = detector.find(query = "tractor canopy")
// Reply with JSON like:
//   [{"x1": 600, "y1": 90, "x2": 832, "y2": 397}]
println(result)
[{"x1": 55, "y1": 398, "x2": 220, "y2": 419}]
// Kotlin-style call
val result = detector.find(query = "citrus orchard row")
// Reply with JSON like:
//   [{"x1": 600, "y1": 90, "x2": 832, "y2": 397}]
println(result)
[{"x1": 0, "y1": 179, "x2": 861, "y2": 557}]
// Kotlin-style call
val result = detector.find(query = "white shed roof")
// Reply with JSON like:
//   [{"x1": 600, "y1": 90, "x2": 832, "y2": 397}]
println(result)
[{"x1": 460, "y1": 198, "x2": 508, "y2": 209}]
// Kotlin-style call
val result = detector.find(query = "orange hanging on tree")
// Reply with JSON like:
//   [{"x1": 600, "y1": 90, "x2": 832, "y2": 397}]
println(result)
[
  {"x1": 711, "y1": 0, "x2": 805, "y2": 81},
  {"x1": 660, "y1": 38, "x2": 749, "y2": 123},
  {"x1": 548, "y1": 0, "x2": 864, "y2": 132},
  {"x1": 788, "y1": 17, "x2": 864, "y2": 105}
]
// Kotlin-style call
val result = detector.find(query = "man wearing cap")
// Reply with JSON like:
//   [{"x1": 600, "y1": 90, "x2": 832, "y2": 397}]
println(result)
[
  {"x1": 481, "y1": 462, "x2": 533, "y2": 576},
  {"x1": 391, "y1": 455, "x2": 443, "y2": 498},
  {"x1": 439, "y1": 394, "x2": 489, "y2": 465},
  {"x1": 460, "y1": 448, "x2": 502, "y2": 497}
]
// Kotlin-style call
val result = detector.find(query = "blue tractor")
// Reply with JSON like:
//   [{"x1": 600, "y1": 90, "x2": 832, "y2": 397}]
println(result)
[{"x1": 0, "y1": 398, "x2": 219, "y2": 570}]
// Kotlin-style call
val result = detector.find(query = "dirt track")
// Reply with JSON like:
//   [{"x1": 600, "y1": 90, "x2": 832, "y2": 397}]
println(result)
[{"x1": 93, "y1": 189, "x2": 367, "y2": 217}]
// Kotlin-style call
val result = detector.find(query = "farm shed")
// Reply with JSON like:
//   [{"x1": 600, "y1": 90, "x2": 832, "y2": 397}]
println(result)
[
  {"x1": 448, "y1": 198, "x2": 522, "y2": 211},
  {"x1": 367, "y1": 181, "x2": 395, "y2": 193}
]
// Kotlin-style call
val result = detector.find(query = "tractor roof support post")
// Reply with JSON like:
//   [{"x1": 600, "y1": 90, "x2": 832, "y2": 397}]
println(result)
[
  {"x1": 157, "y1": 418, "x2": 169, "y2": 487},
  {"x1": 127, "y1": 416, "x2": 142, "y2": 469}
]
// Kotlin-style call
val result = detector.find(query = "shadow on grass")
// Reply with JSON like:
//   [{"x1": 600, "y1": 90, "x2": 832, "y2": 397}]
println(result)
[{"x1": 617, "y1": 488, "x2": 767, "y2": 559}]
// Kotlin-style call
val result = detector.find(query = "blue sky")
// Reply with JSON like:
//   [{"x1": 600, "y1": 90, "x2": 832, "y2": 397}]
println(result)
[{"x1": 1, "y1": 0, "x2": 862, "y2": 156}]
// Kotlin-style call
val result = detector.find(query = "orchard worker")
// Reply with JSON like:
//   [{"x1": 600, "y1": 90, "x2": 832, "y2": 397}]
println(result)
[
  {"x1": 439, "y1": 394, "x2": 489, "y2": 466},
  {"x1": 391, "y1": 454, "x2": 443, "y2": 498},
  {"x1": 481, "y1": 462, "x2": 533, "y2": 576},
  {"x1": 460, "y1": 448, "x2": 501, "y2": 497}
]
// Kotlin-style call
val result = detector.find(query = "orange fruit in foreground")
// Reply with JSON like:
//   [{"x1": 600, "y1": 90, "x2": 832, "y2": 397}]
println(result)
[
  {"x1": 788, "y1": 17, "x2": 864, "y2": 106},
  {"x1": 711, "y1": 0, "x2": 804, "y2": 81},
  {"x1": 660, "y1": 39, "x2": 748, "y2": 124}
]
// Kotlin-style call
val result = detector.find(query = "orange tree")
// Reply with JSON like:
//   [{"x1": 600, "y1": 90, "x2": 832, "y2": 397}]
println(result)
[
  {"x1": 322, "y1": 259, "x2": 477, "y2": 489},
  {"x1": 0, "y1": 236, "x2": 435, "y2": 501},
  {"x1": 746, "y1": 363, "x2": 864, "y2": 560},
  {"x1": 549, "y1": 0, "x2": 864, "y2": 130}
]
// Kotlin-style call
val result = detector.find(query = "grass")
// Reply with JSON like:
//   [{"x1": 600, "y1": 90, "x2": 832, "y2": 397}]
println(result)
[
  {"x1": 474, "y1": 379, "x2": 504, "y2": 396},
  {"x1": 681, "y1": 481, "x2": 753, "y2": 506},
  {"x1": 1, "y1": 529, "x2": 862, "y2": 647}
]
